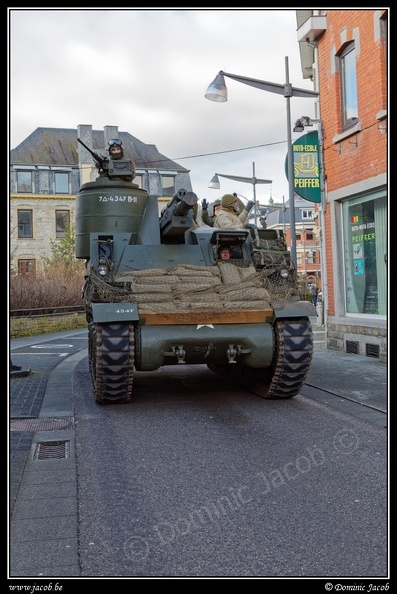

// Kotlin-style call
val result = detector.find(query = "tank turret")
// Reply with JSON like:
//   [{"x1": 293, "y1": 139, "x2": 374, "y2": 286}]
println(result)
[{"x1": 75, "y1": 138, "x2": 147, "y2": 259}]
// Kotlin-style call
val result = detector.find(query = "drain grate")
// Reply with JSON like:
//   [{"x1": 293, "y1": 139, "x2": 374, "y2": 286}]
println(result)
[
  {"x1": 10, "y1": 417, "x2": 74, "y2": 432},
  {"x1": 33, "y1": 440, "x2": 70, "y2": 460}
]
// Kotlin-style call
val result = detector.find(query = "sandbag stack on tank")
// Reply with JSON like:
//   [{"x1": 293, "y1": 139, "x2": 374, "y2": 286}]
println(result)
[{"x1": 88, "y1": 262, "x2": 278, "y2": 312}]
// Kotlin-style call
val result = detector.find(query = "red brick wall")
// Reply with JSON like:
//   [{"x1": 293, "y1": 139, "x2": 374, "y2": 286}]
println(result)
[{"x1": 316, "y1": 9, "x2": 387, "y2": 316}]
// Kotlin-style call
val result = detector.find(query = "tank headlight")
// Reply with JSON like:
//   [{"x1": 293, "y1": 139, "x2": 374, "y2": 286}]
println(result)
[
  {"x1": 280, "y1": 268, "x2": 290, "y2": 278},
  {"x1": 97, "y1": 257, "x2": 109, "y2": 276}
]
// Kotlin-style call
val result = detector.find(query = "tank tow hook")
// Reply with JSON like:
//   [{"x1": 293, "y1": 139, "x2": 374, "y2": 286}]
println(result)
[
  {"x1": 163, "y1": 345, "x2": 186, "y2": 364},
  {"x1": 227, "y1": 344, "x2": 251, "y2": 364}
]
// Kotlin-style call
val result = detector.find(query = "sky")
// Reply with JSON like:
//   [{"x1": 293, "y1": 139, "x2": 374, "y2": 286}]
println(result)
[{"x1": 8, "y1": 8, "x2": 319, "y2": 207}]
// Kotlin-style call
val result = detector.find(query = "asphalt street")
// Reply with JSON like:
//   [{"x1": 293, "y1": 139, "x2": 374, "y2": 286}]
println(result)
[{"x1": 8, "y1": 326, "x2": 388, "y2": 578}]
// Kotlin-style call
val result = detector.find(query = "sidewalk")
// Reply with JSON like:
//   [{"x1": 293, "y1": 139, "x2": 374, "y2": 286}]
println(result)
[
  {"x1": 8, "y1": 328, "x2": 388, "y2": 577},
  {"x1": 10, "y1": 330, "x2": 87, "y2": 577}
]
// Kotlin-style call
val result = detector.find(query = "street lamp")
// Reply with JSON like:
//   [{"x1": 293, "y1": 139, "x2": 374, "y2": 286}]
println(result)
[
  {"x1": 293, "y1": 115, "x2": 321, "y2": 132},
  {"x1": 208, "y1": 161, "x2": 272, "y2": 225},
  {"x1": 205, "y1": 57, "x2": 319, "y2": 266}
]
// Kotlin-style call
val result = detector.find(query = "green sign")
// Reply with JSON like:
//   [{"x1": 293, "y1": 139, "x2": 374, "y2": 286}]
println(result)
[{"x1": 285, "y1": 130, "x2": 321, "y2": 203}]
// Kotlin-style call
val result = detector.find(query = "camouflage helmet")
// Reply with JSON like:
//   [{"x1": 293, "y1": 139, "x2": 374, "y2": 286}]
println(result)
[{"x1": 221, "y1": 194, "x2": 238, "y2": 208}]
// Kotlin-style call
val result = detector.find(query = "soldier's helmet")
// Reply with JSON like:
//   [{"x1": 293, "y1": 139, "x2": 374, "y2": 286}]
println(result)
[
  {"x1": 211, "y1": 199, "x2": 221, "y2": 217},
  {"x1": 108, "y1": 138, "x2": 124, "y2": 160}
]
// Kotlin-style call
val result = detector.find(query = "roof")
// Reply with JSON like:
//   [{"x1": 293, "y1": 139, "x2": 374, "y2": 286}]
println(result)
[
  {"x1": 265, "y1": 194, "x2": 317, "y2": 227},
  {"x1": 10, "y1": 127, "x2": 189, "y2": 172}
]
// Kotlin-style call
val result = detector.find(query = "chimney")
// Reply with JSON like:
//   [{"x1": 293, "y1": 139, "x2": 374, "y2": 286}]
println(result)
[
  {"x1": 104, "y1": 125, "x2": 119, "y2": 148},
  {"x1": 77, "y1": 124, "x2": 93, "y2": 164},
  {"x1": 77, "y1": 124, "x2": 95, "y2": 184}
]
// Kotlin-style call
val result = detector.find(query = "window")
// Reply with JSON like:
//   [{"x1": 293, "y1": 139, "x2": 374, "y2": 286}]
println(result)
[
  {"x1": 134, "y1": 174, "x2": 143, "y2": 188},
  {"x1": 339, "y1": 42, "x2": 358, "y2": 129},
  {"x1": 16, "y1": 171, "x2": 32, "y2": 193},
  {"x1": 55, "y1": 172, "x2": 69, "y2": 194},
  {"x1": 161, "y1": 175, "x2": 175, "y2": 197},
  {"x1": 56, "y1": 210, "x2": 70, "y2": 238},
  {"x1": 302, "y1": 209, "x2": 314, "y2": 220},
  {"x1": 306, "y1": 250, "x2": 318, "y2": 265},
  {"x1": 380, "y1": 11, "x2": 387, "y2": 41},
  {"x1": 18, "y1": 259, "x2": 36, "y2": 274},
  {"x1": 343, "y1": 193, "x2": 387, "y2": 315},
  {"x1": 17, "y1": 210, "x2": 33, "y2": 238}
]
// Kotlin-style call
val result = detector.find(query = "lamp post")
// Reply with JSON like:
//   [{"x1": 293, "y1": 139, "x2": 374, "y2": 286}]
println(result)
[
  {"x1": 205, "y1": 57, "x2": 319, "y2": 266},
  {"x1": 208, "y1": 161, "x2": 272, "y2": 225}
]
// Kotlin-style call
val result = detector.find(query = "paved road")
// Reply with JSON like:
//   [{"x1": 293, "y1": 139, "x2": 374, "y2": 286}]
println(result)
[{"x1": 8, "y1": 328, "x2": 389, "y2": 579}]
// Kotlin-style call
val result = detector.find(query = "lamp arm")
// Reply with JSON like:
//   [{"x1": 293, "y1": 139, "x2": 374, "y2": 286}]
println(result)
[
  {"x1": 218, "y1": 173, "x2": 272, "y2": 184},
  {"x1": 221, "y1": 70, "x2": 319, "y2": 99}
]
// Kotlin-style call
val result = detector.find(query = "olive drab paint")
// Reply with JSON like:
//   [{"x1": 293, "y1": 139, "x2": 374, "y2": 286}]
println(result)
[
  {"x1": 76, "y1": 140, "x2": 316, "y2": 405},
  {"x1": 75, "y1": 177, "x2": 148, "y2": 259}
]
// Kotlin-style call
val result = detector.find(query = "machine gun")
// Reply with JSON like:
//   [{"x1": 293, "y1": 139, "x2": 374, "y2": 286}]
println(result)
[
  {"x1": 77, "y1": 137, "x2": 135, "y2": 180},
  {"x1": 159, "y1": 189, "x2": 198, "y2": 240},
  {"x1": 77, "y1": 137, "x2": 109, "y2": 172}
]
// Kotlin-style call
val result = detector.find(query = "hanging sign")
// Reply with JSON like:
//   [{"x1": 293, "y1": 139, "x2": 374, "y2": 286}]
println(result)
[{"x1": 285, "y1": 130, "x2": 321, "y2": 203}]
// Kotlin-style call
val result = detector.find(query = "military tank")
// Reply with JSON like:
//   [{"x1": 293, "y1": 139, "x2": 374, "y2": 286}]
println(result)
[{"x1": 76, "y1": 138, "x2": 316, "y2": 404}]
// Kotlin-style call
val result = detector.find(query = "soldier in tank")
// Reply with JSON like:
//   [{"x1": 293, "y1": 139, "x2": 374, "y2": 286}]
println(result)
[
  {"x1": 108, "y1": 138, "x2": 124, "y2": 160},
  {"x1": 214, "y1": 195, "x2": 255, "y2": 259},
  {"x1": 201, "y1": 199, "x2": 221, "y2": 227},
  {"x1": 106, "y1": 138, "x2": 135, "y2": 181},
  {"x1": 217, "y1": 245, "x2": 232, "y2": 260},
  {"x1": 214, "y1": 194, "x2": 254, "y2": 229},
  {"x1": 77, "y1": 136, "x2": 134, "y2": 180}
]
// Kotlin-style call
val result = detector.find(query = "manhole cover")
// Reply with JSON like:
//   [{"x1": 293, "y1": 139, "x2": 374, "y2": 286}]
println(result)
[{"x1": 10, "y1": 417, "x2": 74, "y2": 432}]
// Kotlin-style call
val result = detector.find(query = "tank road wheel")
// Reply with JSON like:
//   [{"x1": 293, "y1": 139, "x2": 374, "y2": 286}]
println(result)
[
  {"x1": 88, "y1": 322, "x2": 135, "y2": 404},
  {"x1": 208, "y1": 318, "x2": 313, "y2": 400}
]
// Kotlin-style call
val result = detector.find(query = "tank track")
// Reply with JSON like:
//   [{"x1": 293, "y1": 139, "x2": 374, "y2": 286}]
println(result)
[
  {"x1": 208, "y1": 318, "x2": 313, "y2": 399},
  {"x1": 88, "y1": 322, "x2": 135, "y2": 404}
]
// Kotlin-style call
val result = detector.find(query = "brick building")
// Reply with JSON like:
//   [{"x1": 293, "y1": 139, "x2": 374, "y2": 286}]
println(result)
[{"x1": 297, "y1": 9, "x2": 388, "y2": 359}]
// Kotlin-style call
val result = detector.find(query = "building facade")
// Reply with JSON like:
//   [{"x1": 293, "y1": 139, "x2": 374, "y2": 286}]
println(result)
[
  {"x1": 10, "y1": 124, "x2": 193, "y2": 273},
  {"x1": 296, "y1": 9, "x2": 388, "y2": 359}
]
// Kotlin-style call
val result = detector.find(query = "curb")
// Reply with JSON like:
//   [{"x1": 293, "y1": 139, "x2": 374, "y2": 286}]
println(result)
[{"x1": 10, "y1": 368, "x2": 32, "y2": 378}]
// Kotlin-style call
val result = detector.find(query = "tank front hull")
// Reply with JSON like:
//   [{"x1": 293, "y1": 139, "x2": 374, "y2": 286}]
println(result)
[{"x1": 136, "y1": 323, "x2": 274, "y2": 370}]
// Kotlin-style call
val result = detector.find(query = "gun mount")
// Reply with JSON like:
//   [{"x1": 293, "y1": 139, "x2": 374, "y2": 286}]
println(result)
[
  {"x1": 77, "y1": 137, "x2": 135, "y2": 181},
  {"x1": 159, "y1": 189, "x2": 198, "y2": 240}
]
